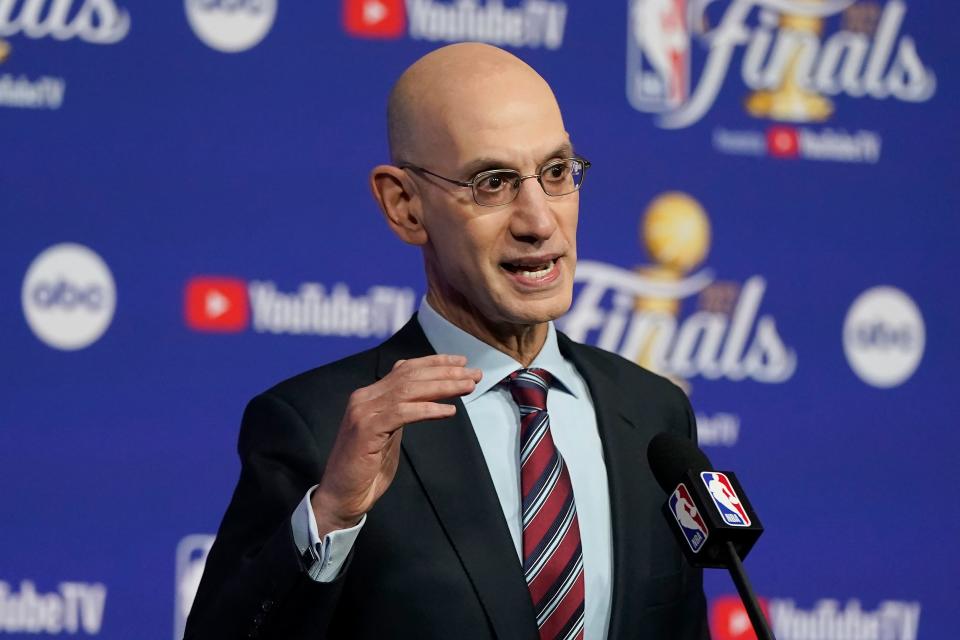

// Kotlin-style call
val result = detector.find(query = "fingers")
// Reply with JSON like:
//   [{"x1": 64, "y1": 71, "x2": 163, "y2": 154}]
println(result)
[
  {"x1": 386, "y1": 355, "x2": 481, "y2": 403},
  {"x1": 390, "y1": 354, "x2": 482, "y2": 383},
  {"x1": 367, "y1": 400, "x2": 458, "y2": 435},
  {"x1": 392, "y1": 401, "x2": 457, "y2": 424},
  {"x1": 392, "y1": 354, "x2": 467, "y2": 369},
  {"x1": 391, "y1": 378, "x2": 478, "y2": 403},
  {"x1": 367, "y1": 376, "x2": 476, "y2": 433},
  {"x1": 404, "y1": 365, "x2": 483, "y2": 384},
  {"x1": 346, "y1": 354, "x2": 484, "y2": 434},
  {"x1": 357, "y1": 355, "x2": 474, "y2": 401}
]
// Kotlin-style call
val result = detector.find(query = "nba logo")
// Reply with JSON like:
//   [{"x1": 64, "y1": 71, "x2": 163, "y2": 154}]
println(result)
[
  {"x1": 627, "y1": 0, "x2": 691, "y2": 113},
  {"x1": 668, "y1": 483, "x2": 709, "y2": 552},
  {"x1": 701, "y1": 472, "x2": 751, "y2": 527}
]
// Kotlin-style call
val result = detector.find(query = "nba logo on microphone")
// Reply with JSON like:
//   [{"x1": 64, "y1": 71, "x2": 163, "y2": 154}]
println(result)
[
  {"x1": 668, "y1": 483, "x2": 709, "y2": 552},
  {"x1": 627, "y1": 0, "x2": 691, "y2": 112},
  {"x1": 701, "y1": 472, "x2": 751, "y2": 526}
]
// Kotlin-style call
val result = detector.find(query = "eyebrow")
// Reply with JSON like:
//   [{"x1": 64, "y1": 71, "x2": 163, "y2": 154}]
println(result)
[{"x1": 458, "y1": 143, "x2": 576, "y2": 179}]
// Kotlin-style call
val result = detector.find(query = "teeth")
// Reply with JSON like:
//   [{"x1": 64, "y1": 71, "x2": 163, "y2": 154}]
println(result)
[{"x1": 516, "y1": 261, "x2": 555, "y2": 279}]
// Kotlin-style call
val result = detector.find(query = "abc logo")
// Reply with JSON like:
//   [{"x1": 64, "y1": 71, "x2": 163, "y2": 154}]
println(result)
[
  {"x1": 21, "y1": 243, "x2": 116, "y2": 351},
  {"x1": 843, "y1": 286, "x2": 924, "y2": 388},
  {"x1": 185, "y1": 0, "x2": 277, "y2": 53}
]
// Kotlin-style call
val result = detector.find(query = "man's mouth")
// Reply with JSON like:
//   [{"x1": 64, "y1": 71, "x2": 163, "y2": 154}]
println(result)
[{"x1": 499, "y1": 257, "x2": 560, "y2": 281}]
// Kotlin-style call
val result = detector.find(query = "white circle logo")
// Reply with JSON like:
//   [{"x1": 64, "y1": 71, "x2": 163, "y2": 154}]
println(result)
[
  {"x1": 185, "y1": 0, "x2": 277, "y2": 53},
  {"x1": 843, "y1": 286, "x2": 924, "y2": 388},
  {"x1": 21, "y1": 243, "x2": 116, "y2": 351}
]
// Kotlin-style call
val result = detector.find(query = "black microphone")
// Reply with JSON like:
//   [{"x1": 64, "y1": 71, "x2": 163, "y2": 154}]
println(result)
[{"x1": 647, "y1": 431, "x2": 776, "y2": 640}]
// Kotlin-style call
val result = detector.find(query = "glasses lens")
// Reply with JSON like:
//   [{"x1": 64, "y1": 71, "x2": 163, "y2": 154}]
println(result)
[
  {"x1": 540, "y1": 159, "x2": 585, "y2": 196},
  {"x1": 473, "y1": 170, "x2": 521, "y2": 206}
]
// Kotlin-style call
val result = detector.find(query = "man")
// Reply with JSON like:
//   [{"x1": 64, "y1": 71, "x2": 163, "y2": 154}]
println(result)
[{"x1": 185, "y1": 43, "x2": 708, "y2": 640}]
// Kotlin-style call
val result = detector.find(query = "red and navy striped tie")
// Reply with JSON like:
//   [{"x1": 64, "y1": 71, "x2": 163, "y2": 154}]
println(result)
[{"x1": 504, "y1": 368, "x2": 585, "y2": 640}]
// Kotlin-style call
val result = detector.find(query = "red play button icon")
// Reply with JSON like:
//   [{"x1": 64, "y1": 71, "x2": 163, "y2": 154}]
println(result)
[
  {"x1": 343, "y1": 0, "x2": 406, "y2": 39},
  {"x1": 184, "y1": 276, "x2": 249, "y2": 333},
  {"x1": 710, "y1": 594, "x2": 772, "y2": 640},
  {"x1": 767, "y1": 126, "x2": 800, "y2": 158}
]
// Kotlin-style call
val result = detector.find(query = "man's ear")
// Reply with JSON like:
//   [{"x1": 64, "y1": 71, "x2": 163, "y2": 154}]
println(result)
[{"x1": 369, "y1": 165, "x2": 428, "y2": 246}]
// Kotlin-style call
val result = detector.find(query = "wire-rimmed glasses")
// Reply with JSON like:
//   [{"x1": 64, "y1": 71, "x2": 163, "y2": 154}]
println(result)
[{"x1": 401, "y1": 157, "x2": 591, "y2": 207}]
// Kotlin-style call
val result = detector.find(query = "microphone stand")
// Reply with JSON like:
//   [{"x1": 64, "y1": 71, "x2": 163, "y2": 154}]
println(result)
[{"x1": 721, "y1": 540, "x2": 776, "y2": 640}]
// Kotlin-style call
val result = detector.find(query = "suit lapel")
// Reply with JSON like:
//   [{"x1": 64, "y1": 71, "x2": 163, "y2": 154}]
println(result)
[
  {"x1": 558, "y1": 334, "x2": 658, "y2": 639},
  {"x1": 376, "y1": 318, "x2": 538, "y2": 640}
]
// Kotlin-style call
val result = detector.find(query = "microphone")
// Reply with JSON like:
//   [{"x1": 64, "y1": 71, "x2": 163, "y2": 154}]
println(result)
[{"x1": 647, "y1": 431, "x2": 776, "y2": 640}]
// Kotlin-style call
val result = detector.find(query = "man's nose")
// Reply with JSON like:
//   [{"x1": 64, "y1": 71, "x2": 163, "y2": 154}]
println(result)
[{"x1": 510, "y1": 177, "x2": 558, "y2": 241}]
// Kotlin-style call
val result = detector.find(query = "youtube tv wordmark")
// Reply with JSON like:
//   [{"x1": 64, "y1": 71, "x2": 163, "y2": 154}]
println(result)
[
  {"x1": 710, "y1": 594, "x2": 921, "y2": 640},
  {"x1": 183, "y1": 276, "x2": 415, "y2": 338},
  {"x1": 712, "y1": 126, "x2": 882, "y2": 163},
  {"x1": 343, "y1": 0, "x2": 568, "y2": 49}
]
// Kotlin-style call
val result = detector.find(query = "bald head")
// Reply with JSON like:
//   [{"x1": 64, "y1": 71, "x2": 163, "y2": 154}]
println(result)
[{"x1": 387, "y1": 43, "x2": 563, "y2": 165}]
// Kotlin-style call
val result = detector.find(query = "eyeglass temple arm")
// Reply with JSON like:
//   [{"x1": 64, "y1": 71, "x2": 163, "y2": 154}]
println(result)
[{"x1": 400, "y1": 165, "x2": 473, "y2": 188}]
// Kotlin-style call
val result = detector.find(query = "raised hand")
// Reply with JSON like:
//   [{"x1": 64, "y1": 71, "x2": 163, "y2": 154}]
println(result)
[{"x1": 310, "y1": 354, "x2": 482, "y2": 536}]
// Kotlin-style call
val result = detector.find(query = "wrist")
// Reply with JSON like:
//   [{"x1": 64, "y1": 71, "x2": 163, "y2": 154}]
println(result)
[{"x1": 310, "y1": 488, "x2": 362, "y2": 537}]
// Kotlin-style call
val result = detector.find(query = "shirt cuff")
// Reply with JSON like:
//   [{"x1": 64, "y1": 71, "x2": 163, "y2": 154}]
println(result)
[{"x1": 291, "y1": 485, "x2": 366, "y2": 582}]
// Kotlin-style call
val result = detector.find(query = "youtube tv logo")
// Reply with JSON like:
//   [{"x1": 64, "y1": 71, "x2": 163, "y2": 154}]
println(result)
[
  {"x1": 767, "y1": 126, "x2": 800, "y2": 159},
  {"x1": 343, "y1": 0, "x2": 406, "y2": 39},
  {"x1": 710, "y1": 594, "x2": 771, "y2": 640},
  {"x1": 184, "y1": 277, "x2": 249, "y2": 333}
]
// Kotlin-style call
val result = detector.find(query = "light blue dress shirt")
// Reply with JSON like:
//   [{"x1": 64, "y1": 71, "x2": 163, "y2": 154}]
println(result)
[{"x1": 293, "y1": 298, "x2": 613, "y2": 638}]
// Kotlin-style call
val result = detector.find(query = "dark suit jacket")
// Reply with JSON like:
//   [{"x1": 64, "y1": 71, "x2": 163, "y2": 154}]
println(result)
[{"x1": 184, "y1": 317, "x2": 708, "y2": 639}]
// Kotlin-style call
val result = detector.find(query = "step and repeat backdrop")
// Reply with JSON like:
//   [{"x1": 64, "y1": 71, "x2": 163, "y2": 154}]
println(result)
[{"x1": 2, "y1": 1, "x2": 958, "y2": 638}]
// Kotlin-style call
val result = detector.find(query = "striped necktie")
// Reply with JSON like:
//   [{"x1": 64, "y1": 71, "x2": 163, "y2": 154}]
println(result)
[{"x1": 504, "y1": 368, "x2": 585, "y2": 640}]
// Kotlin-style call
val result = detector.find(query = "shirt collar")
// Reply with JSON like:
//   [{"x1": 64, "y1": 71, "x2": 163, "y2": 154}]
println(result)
[{"x1": 417, "y1": 297, "x2": 578, "y2": 404}]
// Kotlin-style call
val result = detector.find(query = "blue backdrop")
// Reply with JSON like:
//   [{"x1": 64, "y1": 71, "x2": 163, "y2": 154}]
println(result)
[{"x1": 2, "y1": 1, "x2": 958, "y2": 638}]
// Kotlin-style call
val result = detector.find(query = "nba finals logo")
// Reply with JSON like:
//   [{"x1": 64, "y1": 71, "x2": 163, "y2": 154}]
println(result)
[
  {"x1": 668, "y1": 483, "x2": 709, "y2": 552},
  {"x1": 626, "y1": 0, "x2": 937, "y2": 129},
  {"x1": 562, "y1": 191, "x2": 796, "y2": 388},
  {"x1": 701, "y1": 471, "x2": 751, "y2": 526}
]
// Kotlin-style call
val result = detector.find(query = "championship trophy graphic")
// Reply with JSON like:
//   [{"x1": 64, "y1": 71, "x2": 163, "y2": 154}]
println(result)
[
  {"x1": 745, "y1": 0, "x2": 834, "y2": 121},
  {"x1": 633, "y1": 192, "x2": 711, "y2": 387}
]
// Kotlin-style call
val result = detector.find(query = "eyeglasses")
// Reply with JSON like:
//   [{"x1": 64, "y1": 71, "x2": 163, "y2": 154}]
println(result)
[{"x1": 400, "y1": 157, "x2": 591, "y2": 207}]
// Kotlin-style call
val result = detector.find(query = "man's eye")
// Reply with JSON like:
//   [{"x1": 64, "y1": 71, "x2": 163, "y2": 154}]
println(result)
[
  {"x1": 477, "y1": 173, "x2": 513, "y2": 192},
  {"x1": 543, "y1": 162, "x2": 570, "y2": 182}
]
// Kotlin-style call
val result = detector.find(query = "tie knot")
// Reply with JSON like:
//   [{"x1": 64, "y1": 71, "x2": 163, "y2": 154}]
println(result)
[{"x1": 503, "y1": 368, "x2": 553, "y2": 413}]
